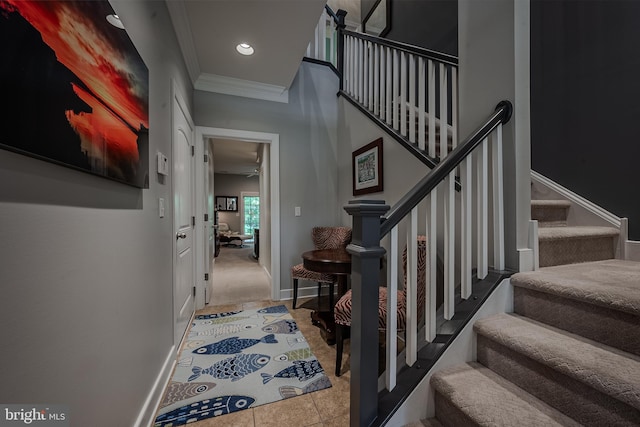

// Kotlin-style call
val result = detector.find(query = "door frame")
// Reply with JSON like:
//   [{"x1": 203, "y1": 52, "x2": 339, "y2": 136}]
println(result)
[
  {"x1": 171, "y1": 80, "x2": 196, "y2": 349},
  {"x1": 194, "y1": 126, "x2": 280, "y2": 307}
]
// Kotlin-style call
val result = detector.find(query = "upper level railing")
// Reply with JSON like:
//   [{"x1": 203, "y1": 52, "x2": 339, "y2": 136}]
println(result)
[{"x1": 305, "y1": 5, "x2": 345, "y2": 71}]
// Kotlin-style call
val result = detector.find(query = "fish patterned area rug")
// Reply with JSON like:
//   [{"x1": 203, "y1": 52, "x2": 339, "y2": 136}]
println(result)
[{"x1": 154, "y1": 305, "x2": 332, "y2": 426}]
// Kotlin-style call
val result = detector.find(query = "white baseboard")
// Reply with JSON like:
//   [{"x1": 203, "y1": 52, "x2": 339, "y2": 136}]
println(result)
[{"x1": 134, "y1": 345, "x2": 176, "y2": 427}]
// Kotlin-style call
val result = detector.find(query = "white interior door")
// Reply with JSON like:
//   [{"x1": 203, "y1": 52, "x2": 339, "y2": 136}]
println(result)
[{"x1": 173, "y1": 91, "x2": 195, "y2": 348}]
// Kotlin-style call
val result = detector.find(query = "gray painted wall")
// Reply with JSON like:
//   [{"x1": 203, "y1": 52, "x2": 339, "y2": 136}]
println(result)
[
  {"x1": 214, "y1": 173, "x2": 260, "y2": 233},
  {"x1": 531, "y1": 0, "x2": 640, "y2": 239},
  {"x1": 362, "y1": 0, "x2": 458, "y2": 55},
  {"x1": 0, "y1": 1, "x2": 192, "y2": 425},
  {"x1": 458, "y1": 0, "x2": 531, "y2": 270},
  {"x1": 194, "y1": 62, "x2": 340, "y2": 296}
]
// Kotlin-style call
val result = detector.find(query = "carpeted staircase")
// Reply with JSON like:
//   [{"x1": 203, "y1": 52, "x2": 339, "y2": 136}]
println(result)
[{"x1": 410, "y1": 197, "x2": 640, "y2": 426}]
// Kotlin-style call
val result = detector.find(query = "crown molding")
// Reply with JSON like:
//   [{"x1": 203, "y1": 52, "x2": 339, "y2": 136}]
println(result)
[
  {"x1": 195, "y1": 73, "x2": 290, "y2": 103},
  {"x1": 165, "y1": 0, "x2": 200, "y2": 84}
]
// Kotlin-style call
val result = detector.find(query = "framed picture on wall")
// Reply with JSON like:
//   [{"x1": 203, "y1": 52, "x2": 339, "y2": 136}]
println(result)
[
  {"x1": 216, "y1": 196, "x2": 238, "y2": 212},
  {"x1": 353, "y1": 138, "x2": 383, "y2": 196},
  {"x1": 0, "y1": 0, "x2": 149, "y2": 188}
]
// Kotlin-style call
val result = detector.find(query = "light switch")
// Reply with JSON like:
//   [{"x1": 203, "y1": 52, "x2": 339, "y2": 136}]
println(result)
[
  {"x1": 295, "y1": 206, "x2": 301, "y2": 217},
  {"x1": 159, "y1": 198, "x2": 165, "y2": 218}
]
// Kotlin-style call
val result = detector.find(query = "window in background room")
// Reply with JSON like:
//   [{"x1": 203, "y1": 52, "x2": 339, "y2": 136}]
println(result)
[{"x1": 242, "y1": 192, "x2": 260, "y2": 236}]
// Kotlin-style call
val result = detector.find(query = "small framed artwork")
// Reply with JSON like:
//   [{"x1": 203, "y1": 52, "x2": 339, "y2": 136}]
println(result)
[
  {"x1": 353, "y1": 138, "x2": 383, "y2": 196},
  {"x1": 216, "y1": 196, "x2": 238, "y2": 212}
]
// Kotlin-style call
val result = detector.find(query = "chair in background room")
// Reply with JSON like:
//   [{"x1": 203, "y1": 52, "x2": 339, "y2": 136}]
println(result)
[
  {"x1": 291, "y1": 226, "x2": 352, "y2": 310},
  {"x1": 333, "y1": 236, "x2": 427, "y2": 376}
]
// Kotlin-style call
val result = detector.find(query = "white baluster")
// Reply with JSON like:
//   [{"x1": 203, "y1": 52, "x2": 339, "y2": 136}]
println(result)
[
  {"x1": 329, "y1": 15, "x2": 335, "y2": 65},
  {"x1": 386, "y1": 225, "x2": 399, "y2": 391},
  {"x1": 461, "y1": 156, "x2": 473, "y2": 299},
  {"x1": 363, "y1": 42, "x2": 369, "y2": 107},
  {"x1": 428, "y1": 60, "x2": 436, "y2": 158},
  {"x1": 444, "y1": 173, "x2": 455, "y2": 320},
  {"x1": 477, "y1": 139, "x2": 489, "y2": 279},
  {"x1": 319, "y1": 13, "x2": 326, "y2": 61},
  {"x1": 418, "y1": 57, "x2": 426, "y2": 151},
  {"x1": 400, "y1": 52, "x2": 407, "y2": 137},
  {"x1": 426, "y1": 192, "x2": 437, "y2": 342},
  {"x1": 386, "y1": 47, "x2": 392, "y2": 126},
  {"x1": 406, "y1": 207, "x2": 418, "y2": 366},
  {"x1": 358, "y1": 39, "x2": 364, "y2": 103},
  {"x1": 368, "y1": 42, "x2": 374, "y2": 111},
  {"x1": 439, "y1": 63, "x2": 448, "y2": 159},
  {"x1": 493, "y1": 125, "x2": 505, "y2": 270},
  {"x1": 374, "y1": 44, "x2": 380, "y2": 116},
  {"x1": 409, "y1": 54, "x2": 416, "y2": 144},
  {"x1": 379, "y1": 46, "x2": 385, "y2": 121},
  {"x1": 424, "y1": 192, "x2": 438, "y2": 342},
  {"x1": 451, "y1": 67, "x2": 458, "y2": 149},
  {"x1": 392, "y1": 50, "x2": 399, "y2": 130},
  {"x1": 349, "y1": 37, "x2": 355, "y2": 95}
]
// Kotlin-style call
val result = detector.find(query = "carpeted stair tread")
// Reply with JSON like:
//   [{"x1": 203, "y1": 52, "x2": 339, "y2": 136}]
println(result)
[
  {"x1": 431, "y1": 362, "x2": 581, "y2": 426},
  {"x1": 537, "y1": 225, "x2": 619, "y2": 240},
  {"x1": 511, "y1": 259, "x2": 640, "y2": 316},
  {"x1": 474, "y1": 313, "x2": 640, "y2": 409}
]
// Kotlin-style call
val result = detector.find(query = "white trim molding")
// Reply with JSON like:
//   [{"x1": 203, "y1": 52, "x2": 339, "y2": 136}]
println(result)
[
  {"x1": 195, "y1": 73, "x2": 290, "y2": 103},
  {"x1": 165, "y1": 0, "x2": 201, "y2": 84},
  {"x1": 531, "y1": 170, "x2": 635, "y2": 261},
  {"x1": 134, "y1": 346, "x2": 176, "y2": 427},
  {"x1": 195, "y1": 126, "x2": 281, "y2": 307}
]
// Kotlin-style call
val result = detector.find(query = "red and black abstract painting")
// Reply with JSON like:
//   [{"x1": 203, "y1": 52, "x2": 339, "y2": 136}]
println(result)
[{"x1": 0, "y1": 0, "x2": 149, "y2": 188}]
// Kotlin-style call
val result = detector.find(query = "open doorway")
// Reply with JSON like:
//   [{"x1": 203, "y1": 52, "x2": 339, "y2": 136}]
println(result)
[
  {"x1": 194, "y1": 127, "x2": 280, "y2": 310},
  {"x1": 210, "y1": 144, "x2": 268, "y2": 305}
]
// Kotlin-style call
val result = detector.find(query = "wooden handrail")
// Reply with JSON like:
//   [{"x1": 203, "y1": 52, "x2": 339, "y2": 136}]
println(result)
[{"x1": 380, "y1": 100, "x2": 513, "y2": 237}]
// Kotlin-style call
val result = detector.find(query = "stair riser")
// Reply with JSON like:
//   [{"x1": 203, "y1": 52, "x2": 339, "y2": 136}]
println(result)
[
  {"x1": 532, "y1": 206, "x2": 569, "y2": 224},
  {"x1": 514, "y1": 287, "x2": 640, "y2": 356},
  {"x1": 477, "y1": 336, "x2": 640, "y2": 425},
  {"x1": 539, "y1": 236, "x2": 615, "y2": 267},
  {"x1": 434, "y1": 392, "x2": 480, "y2": 427}
]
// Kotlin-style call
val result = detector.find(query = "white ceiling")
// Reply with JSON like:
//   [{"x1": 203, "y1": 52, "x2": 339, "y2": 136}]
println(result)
[
  {"x1": 166, "y1": 0, "x2": 328, "y2": 102},
  {"x1": 210, "y1": 138, "x2": 261, "y2": 176},
  {"x1": 166, "y1": 0, "x2": 361, "y2": 175}
]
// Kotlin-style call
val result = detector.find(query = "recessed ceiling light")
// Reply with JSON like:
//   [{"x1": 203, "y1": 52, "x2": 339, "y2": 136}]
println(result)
[
  {"x1": 106, "y1": 14, "x2": 125, "y2": 29},
  {"x1": 236, "y1": 43, "x2": 254, "y2": 56}
]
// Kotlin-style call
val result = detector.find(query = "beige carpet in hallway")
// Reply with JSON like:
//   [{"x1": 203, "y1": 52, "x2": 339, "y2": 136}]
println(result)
[{"x1": 210, "y1": 244, "x2": 271, "y2": 306}]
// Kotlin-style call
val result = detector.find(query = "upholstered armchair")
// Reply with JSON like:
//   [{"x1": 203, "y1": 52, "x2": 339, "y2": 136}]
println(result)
[
  {"x1": 333, "y1": 236, "x2": 427, "y2": 376},
  {"x1": 290, "y1": 226, "x2": 352, "y2": 310}
]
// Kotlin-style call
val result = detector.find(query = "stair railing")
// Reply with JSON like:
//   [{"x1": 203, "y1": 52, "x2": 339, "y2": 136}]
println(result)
[
  {"x1": 342, "y1": 30, "x2": 458, "y2": 163},
  {"x1": 305, "y1": 5, "x2": 346, "y2": 71},
  {"x1": 346, "y1": 101, "x2": 512, "y2": 426}
]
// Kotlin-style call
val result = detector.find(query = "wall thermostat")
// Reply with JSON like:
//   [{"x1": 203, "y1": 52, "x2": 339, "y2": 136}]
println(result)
[{"x1": 157, "y1": 152, "x2": 169, "y2": 176}]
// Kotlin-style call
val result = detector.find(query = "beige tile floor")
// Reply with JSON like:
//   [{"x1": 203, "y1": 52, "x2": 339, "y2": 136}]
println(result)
[{"x1": 154, "y1": 298, "x2": 351, "y2": 427}]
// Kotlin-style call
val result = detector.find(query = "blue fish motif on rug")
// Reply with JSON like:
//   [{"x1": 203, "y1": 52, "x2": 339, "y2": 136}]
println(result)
[
  {"x1": 154, "y1": 305, "x2": 331, "y2": 426},
  {"x1": 262, "y1": 319, "x2": 298, "y2": 334},
  {"x1": 196, "y1": 310, "x2": 243, "y2": 319},
  {"x1": 261, "y1": 359, "x2": 324, "y2": 384},
  {"x1": 189, "y1": 353, "x2": 270, "y2": 382},
  {"x1": 258, "y1": 305, "x2": 288, "y2": 314},
  {"x1": 155, "y1": 395, "x2": 255, "y2": 426},
  {"x1": 193, "y1": 334, "x2": 277, "y2": 355}
]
